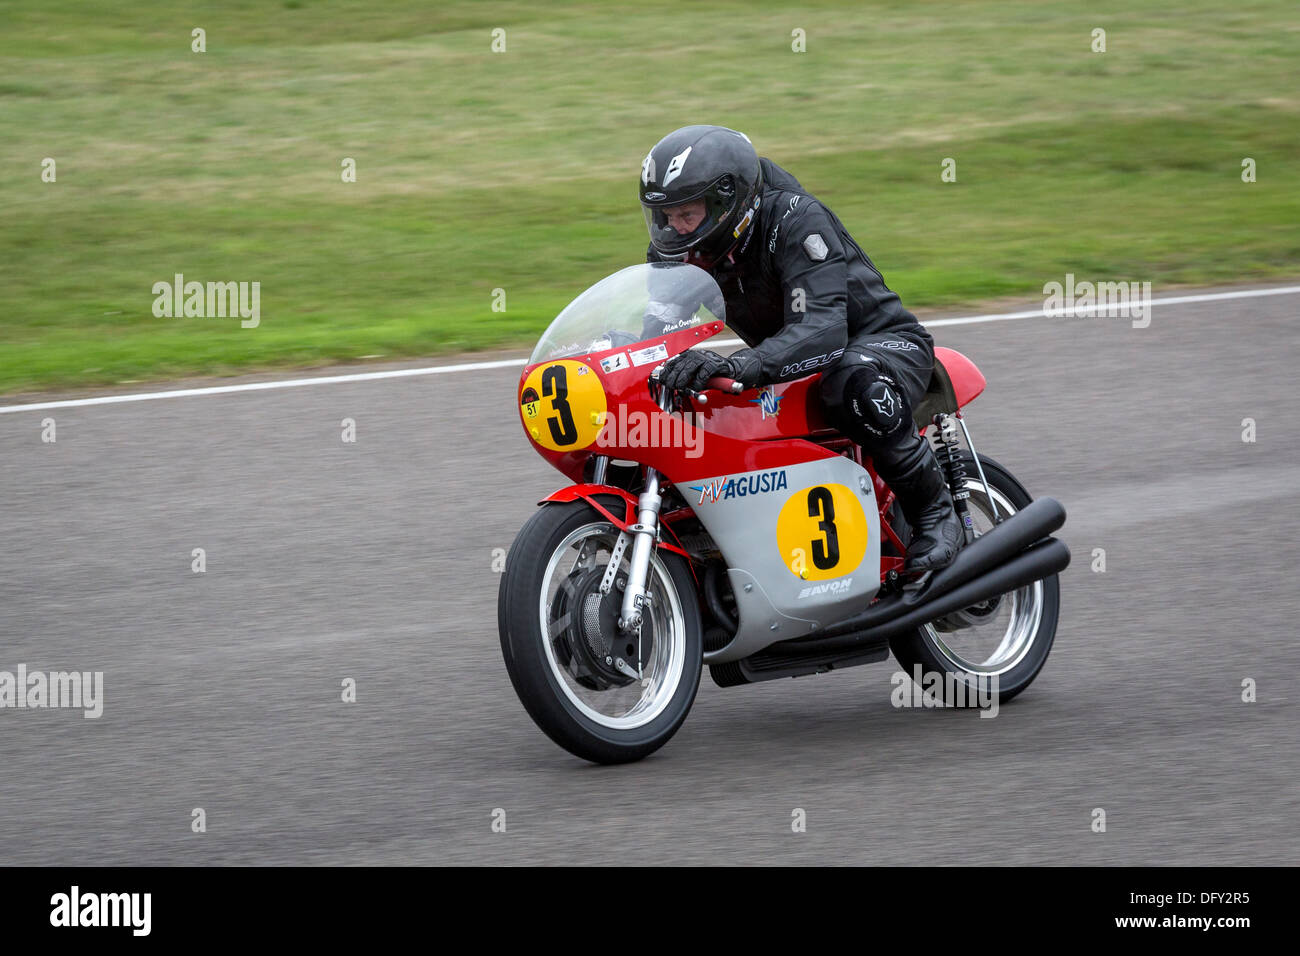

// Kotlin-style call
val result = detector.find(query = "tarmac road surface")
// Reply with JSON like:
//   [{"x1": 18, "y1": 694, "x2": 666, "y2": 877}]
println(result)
[{"x1": 1, "y1": 283, "x2": 1296, "y2": 865}]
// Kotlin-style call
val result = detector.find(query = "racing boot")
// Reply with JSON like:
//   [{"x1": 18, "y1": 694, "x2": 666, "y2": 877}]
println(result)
[{"x1": 873, "y1": 429, "x2": 963, "y2": 573}]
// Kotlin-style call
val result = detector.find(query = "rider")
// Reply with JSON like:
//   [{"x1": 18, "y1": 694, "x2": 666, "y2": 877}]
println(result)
[{"x1": 642, "y1": 124, "x2": 962, "y2": 572}]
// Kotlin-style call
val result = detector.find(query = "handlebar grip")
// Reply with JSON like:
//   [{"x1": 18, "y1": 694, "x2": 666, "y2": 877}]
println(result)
[
  {"x1": 704, "y1": 376, "x2": 744, "y2": 394},
  {"x1": 691, "y1": 376, "x2": 744, "y2": 406}
]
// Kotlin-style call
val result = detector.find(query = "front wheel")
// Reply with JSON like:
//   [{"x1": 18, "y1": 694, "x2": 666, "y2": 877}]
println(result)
[
  {"x1": 889, "y1": 453, "x2": 1061, "y2": 705},
  {"x1": 498, "y1": 499, "x2": 703, "y2": 764}
]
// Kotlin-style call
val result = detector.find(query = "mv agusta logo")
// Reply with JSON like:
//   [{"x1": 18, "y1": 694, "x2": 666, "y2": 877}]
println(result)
[
  {"x1": 749, "y1": 385, "x2": 782, "y2": 419},
  {"x1": 690, "y1": 469, "x2": 788, "y2": 505}
]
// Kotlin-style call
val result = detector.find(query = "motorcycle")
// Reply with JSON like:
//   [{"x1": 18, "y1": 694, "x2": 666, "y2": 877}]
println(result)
[{"x1": 498, "y1": 262, "x2": 1069, "y2": 764}]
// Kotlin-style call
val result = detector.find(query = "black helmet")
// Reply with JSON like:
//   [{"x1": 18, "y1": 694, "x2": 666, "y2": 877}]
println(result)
[{"x1": 639, "y1": 125, "x2": 762, "y2": 269}]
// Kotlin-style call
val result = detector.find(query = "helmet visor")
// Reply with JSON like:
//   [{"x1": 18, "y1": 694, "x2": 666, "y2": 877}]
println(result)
[{"x1": 642, "y1": 198, "x2": 716, "y2": 257}]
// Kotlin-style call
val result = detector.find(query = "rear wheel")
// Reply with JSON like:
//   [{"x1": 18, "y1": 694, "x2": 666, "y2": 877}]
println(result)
[
  {"x1": 889, "y1": 454, "x2": 1060, "y2": 704},
  {"x1": 498, "y1": 499, "x2": 703, "y2": 764}
]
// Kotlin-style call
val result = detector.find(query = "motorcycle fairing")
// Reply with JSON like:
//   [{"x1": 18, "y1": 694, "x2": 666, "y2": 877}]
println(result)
[
  {"x1": 681, "y1": 455, "x2": 882, "y2": 663},
  {"x1": 519, "y1": 320, "x2": 839, "y2": 485}
]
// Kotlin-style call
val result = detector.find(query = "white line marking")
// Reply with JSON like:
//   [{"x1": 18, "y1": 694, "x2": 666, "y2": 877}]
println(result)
[
  {"x1": 3, "y1": 285, "x2": 1297, "y2": 414},
  {"x1": 0, "y1": 359, "x2": 528, "y2": 414},
  {"x1": 925, "y1": 285, "x2": 1300, "y2": 327}
]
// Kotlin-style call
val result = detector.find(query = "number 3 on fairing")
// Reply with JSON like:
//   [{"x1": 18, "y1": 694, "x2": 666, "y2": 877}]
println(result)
[
  {"x1": 541, "y1": 365, "x2": 578, "y2": 446},
  {"x1": 776, "y1": 483, "x2": 868, "y2": 581},
  {"x1": 807, "y1": 486, "x2": 839, "y2": 570},
  {"x1": 519, "y1": 359, "x2": 606, "y2": 453}
]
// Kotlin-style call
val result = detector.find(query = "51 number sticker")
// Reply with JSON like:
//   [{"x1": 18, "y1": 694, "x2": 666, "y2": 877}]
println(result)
[{"x1": 775, "y1": 483, "x2": 868, "y2": 580}]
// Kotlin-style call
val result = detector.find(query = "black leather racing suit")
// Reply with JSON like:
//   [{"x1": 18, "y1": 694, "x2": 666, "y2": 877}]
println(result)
[{"x1": 647, "y1": 158, "x2": 935, "y2": 446}]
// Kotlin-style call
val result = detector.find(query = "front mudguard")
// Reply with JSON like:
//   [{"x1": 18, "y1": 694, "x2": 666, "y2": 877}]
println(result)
[{"x1": 539, "y1": 484, "x2": 693, "y2": 563}]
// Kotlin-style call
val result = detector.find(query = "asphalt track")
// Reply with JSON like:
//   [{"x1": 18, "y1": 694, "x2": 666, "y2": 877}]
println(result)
[{"x1": 1, "y1": 283, "x2": 1297, "y2": 865}]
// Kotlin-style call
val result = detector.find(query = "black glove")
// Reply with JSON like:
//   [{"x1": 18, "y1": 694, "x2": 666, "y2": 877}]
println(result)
[
  {"x1": 658, "y1": 348, "x2": 763, "y2": 394},
  {"x1": 658, "y1": 349, "x2": 733, "y2": 393}
]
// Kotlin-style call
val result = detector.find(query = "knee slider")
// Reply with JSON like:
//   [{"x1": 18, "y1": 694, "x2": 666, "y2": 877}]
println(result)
[{"x1": 844, "y1": 364, "x2": 911, "y2": 441}]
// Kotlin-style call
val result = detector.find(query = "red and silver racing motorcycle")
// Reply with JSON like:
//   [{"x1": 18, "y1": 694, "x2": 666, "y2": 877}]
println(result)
[{"x1": 499, "y1": 262, "x2": 1069, "y2": 763}]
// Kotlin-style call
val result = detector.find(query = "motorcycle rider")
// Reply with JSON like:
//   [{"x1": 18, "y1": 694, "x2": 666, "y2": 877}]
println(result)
[{"x1": 642, "y1": 124, "x2": 961, "y2": 572}]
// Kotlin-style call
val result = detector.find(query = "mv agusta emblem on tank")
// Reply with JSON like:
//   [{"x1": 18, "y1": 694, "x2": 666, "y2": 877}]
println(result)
[
  {"x1": 498, "y1": 262, "x2": 1070, "y2": 764},
  {"x1": 750, "y1": 385, "x2": 782, "y2": 419}
]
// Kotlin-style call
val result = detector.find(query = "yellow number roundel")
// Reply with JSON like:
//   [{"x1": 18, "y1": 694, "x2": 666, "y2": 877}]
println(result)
[
  {"x1": 519, "y1": 360, "x2": 607, "y2": 452},
  {"x1": 775, "y1": 483, "x2": 868, "y2": 581}
]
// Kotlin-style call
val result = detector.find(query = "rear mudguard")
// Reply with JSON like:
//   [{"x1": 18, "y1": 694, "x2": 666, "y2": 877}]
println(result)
[
  {"x1": 540, "y1": 484, "x2": 694, "y2": 564},
  {"x1": 936, "y1": 346, "x2": 987, "y2": 409}
]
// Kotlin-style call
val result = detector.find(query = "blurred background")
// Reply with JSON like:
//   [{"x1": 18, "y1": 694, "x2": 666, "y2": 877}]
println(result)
[{"x1": 1, "y1": 0, "x2": 1297, "y2": 393}]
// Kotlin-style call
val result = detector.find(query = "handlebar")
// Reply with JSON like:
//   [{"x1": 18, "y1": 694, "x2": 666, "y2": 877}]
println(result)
[
  {"x1": 704, "y1": 376, "x2": 743, "y2": 393},
  {"x1": 649, "y1": 366, "x2": 746, "y2": 406},
  {"x1": 693, "y1": 377, "x2": 744, "y2": 405}
]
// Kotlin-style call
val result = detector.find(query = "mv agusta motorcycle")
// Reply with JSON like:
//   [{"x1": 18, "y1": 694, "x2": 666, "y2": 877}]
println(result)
[{"x1": 498, "y1": 262, "x2": 1070, "y2": 764}]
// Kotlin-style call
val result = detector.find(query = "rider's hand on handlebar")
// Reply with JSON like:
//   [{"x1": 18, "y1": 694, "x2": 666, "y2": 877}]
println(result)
[
  {"x1": 654, "y1": 348, "x2": 761, "y2": 407},
  {"x1": 658, "y1": 348, "x2": 733, "y2": 394}
]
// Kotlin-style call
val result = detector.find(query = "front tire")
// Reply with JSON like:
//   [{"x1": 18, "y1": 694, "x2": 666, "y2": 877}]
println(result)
[
  {"x1": 498, "y1": 499, "x2": 703, "y2": 764},
  {"x1": 889, "y1": 454, "x2": 1061, "y2": 705}
]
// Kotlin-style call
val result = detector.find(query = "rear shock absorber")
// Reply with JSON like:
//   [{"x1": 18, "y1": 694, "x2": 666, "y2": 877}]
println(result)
[{"x1": 933, "y1": 413, "x2": 977, "y2": 544}]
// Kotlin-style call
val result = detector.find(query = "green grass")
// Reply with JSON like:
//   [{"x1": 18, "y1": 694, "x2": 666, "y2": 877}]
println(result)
[{"x1": 2, "y1": 0, "x2": 1298, "y2": 393}]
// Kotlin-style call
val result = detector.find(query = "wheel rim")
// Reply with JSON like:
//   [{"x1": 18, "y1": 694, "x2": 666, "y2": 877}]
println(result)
[
  {"x1": 921, "y1": 482, "x2": 1045, "y2": 676},
  {"x1": 537, "y1": 522, "x2": 687, "y2": 730}
]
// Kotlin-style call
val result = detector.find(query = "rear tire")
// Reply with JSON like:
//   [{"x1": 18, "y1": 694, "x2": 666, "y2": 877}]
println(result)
[
  {"x1": 498, "y1": 499, "x2": 703, "y2": 764},
  {"x1": 889, "y1": 454, "x2": 1061, "y2": 705}
]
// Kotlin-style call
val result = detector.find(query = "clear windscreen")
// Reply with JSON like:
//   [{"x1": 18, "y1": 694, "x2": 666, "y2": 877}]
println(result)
[{"x1": 529, "y1": 262, "x2": 725, "y2": 363}]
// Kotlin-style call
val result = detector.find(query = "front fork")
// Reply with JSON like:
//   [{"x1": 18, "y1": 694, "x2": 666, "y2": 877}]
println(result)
[
  {"x1": 616, "y1": 471, "x2": 662, "y2": 633},
  {"x1": 605, "y1": 386, "x2": 674, "y2": 634}
]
